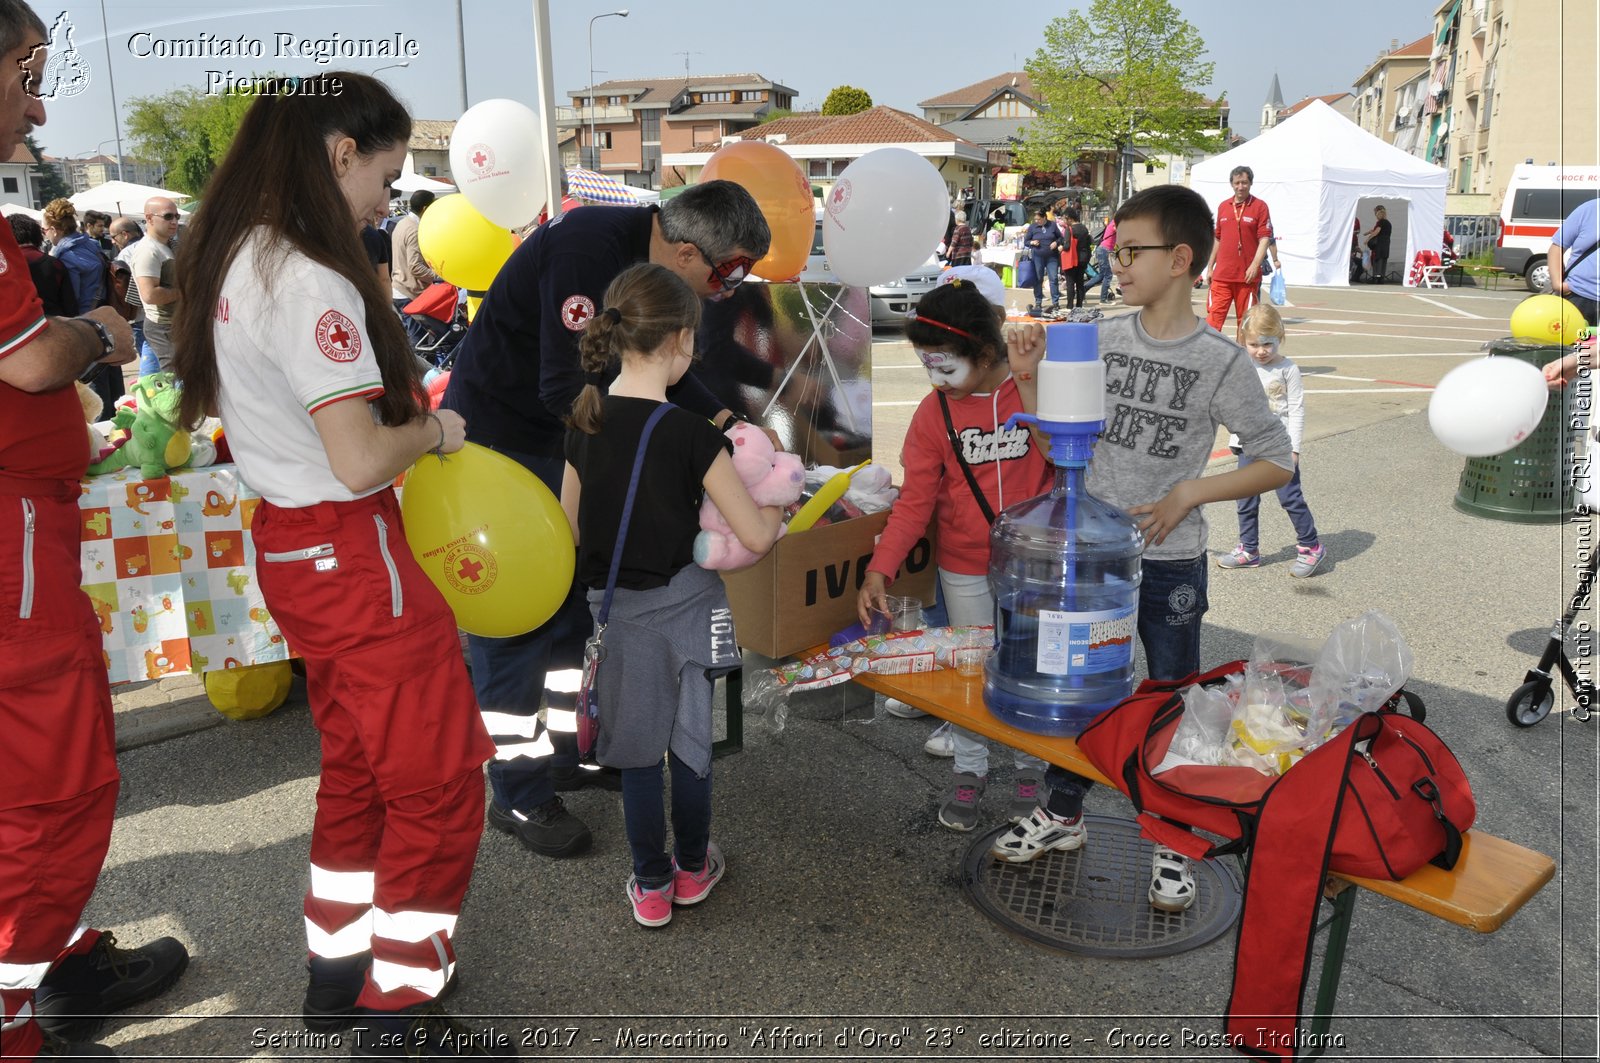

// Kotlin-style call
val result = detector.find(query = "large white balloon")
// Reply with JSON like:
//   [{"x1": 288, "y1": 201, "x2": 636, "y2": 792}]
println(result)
[
  {"x1": 821, "y1": 148, "x2": 948, "y2": 287},
  {"x1": 449, "y1": 99, "x2": 545, "y2": 230},
  {"x1": 1428, "y1": 357, "x2": 1550, "y2": 457}
]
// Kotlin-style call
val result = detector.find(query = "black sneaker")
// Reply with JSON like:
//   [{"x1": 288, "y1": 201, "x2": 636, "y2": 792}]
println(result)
[
  {"x1": 306, "y1": 953, "x2": 462, "y2": 1033},
  {"x1": 37, "y1": 1031, "x2": 116, "y2": 1059},
  {"x1": 551, "y1": 763, "x2": 622, "y2": 792},
  {"x1": 33, "y1": 933, "x2": 188, "y2": 1041},
  {"x1": 487, "y1": 798, "x2": 592, "y2": 857},
  {"x1": 349, "y1": 999, "x2": 520, "y2": 1059}
]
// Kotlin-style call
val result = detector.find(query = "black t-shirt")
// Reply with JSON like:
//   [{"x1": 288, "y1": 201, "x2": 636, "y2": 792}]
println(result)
[
  {"x1": 564, "y1": 398, "x2": 731, "y2": 591},
  {"x1": 1371, "y1": 218, "x2": 1392, "y2": 257},
  {"x1": 360, "y1": 224, "x2": 391, "y2": 269}
]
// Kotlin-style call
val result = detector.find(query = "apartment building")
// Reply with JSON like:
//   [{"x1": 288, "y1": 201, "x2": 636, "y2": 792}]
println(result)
[
  {"x1": 556, "y1": 73, "x2": 796, "y2": 188},
  {"x1": 46, "y1": 154, "x2": 165, "y2": 195},
  {"x1": 1427, "y1": 0, "x2": 1598, "y2": 213},
  {"x1": 1350, "y1": 35, "x2": 1432, "y2": 144},
  {"x1": 661, "y1": 105, "x2": 990, "y2": 205}
]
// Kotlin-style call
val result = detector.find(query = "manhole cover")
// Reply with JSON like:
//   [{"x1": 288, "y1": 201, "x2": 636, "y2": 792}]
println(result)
[{"x1": 962, "y1": 814, "x2": 1242, "y2": 957}]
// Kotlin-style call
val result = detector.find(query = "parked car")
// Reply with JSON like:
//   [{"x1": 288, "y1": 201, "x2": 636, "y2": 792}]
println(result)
[
  {"x1": 791, "y1": 217, "x2": 944, "y2": 328},
  {"x1": 1493, "y1": 164, "x2": 1600, "y2": 292}
]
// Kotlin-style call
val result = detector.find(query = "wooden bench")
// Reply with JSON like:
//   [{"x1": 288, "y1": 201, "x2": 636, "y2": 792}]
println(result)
[
  {"x1": 849, "y1": 665, "x2": 1556, "y2": 1059},
  {"x1": 1463, "y1": 264, "x2": 1510, "y2": 290}
]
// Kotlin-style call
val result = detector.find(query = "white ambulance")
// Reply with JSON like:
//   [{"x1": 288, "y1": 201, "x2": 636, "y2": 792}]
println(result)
[{"x1": 1494, "y1": 164, "x2": 1600, "y2": 292}]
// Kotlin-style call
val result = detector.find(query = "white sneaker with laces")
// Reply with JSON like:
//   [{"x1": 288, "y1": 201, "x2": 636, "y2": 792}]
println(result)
[
  {"x1": 923, "y1": 721, "x2": 954, "y2": 757},
  {"x1": 1149, "y1": 844, "x2": 1197, "y2": 911}
]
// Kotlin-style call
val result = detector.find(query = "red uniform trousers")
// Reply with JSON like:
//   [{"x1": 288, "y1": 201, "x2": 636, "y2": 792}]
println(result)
[
  {"x1": 1207, "y1": 278, "x2": 1259, "y2": 334},
  {"x1": 0, "y1": 483, "x2": 121, "y2": 1062},
  {"x1": 253, "y1": 488, "x2": 494, "y2": 1012}
]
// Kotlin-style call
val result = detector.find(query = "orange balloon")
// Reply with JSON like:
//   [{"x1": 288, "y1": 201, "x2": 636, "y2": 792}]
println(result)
[{"x1": 701, "y1": 141, "x2": 814, "y2": 281}]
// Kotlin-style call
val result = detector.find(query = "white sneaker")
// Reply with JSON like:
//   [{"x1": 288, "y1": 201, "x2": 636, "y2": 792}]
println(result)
[
  {"x1": 989, "y1": 807, "x2": 1086, "y2": 863},
  {"x1": 1149, "y1": 844, "x2": 1197, "y2": 911},
  {"x1": 884, "y1": 697, "x2": 929, "y2": 719},
  {"x1": 923, "y1": 720, "x2": 954, "y2": 757}
]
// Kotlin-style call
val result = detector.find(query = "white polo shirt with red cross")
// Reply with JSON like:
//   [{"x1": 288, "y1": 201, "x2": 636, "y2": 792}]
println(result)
[{"x1": 214, "y1": 229, "x2": 387, "y2": 508}]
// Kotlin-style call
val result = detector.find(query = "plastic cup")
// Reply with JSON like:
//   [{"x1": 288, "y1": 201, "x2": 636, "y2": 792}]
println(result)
[
  {"x1": 884, "y1": 595, "x2": 924, "y2": 632},
  {"x1": 954, "y1": 629, "x2": 990, "y2": 677}
]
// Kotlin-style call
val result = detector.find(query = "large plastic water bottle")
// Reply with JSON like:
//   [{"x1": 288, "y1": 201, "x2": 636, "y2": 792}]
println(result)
[{"x1": 984, "y1": 323, "x2": 1143, "y2": 736}]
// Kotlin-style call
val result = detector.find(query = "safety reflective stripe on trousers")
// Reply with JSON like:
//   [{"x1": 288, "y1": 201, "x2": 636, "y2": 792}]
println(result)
[
  {"x1": 371, "y1": 952, "x2": 453, "y2": 997},
  {"x1": 0, "y1": 958, "x2": 53, "y2": 992},
  {"x1": 304, "y1": 914, "x2": 373, "y2": 959},
  {"x1": 373, "y1": 909, "x2": 457, "y2": 944},
  {"x1": 482, "y1": 711, "x2": 554, "y2": 762},
  {"x1": 1, "y1": 1000, "x2": 33, "y2": 1031},
  {"x1": 309, "y1": 864, "x2": 376, "y2": 905}
]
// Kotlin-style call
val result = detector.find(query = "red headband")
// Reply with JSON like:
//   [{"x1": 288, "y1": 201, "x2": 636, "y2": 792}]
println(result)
[{"x1": 910, "y1": 315, "x2": 975, "y2": 341}]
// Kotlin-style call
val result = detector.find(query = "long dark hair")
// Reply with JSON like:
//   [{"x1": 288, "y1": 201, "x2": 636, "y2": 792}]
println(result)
[
  {"x1": 570, "y1": 263, "x2": 701, "y2": 435},
  {"x1": 174, "y1": 72, "x2": 423, "y2": 428}
]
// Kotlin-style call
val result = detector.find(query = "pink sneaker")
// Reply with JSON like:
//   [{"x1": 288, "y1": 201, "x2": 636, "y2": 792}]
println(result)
[
  {"x1": 626, "y1": 877, "x2": 674, "y2": 927},
  {"x1": 671, "y1": 841, "x2": 725, "y2": 906}
]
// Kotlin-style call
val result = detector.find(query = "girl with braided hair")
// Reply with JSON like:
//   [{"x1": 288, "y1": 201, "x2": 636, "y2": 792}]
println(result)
[{"x1": 561, "y1": 262, "x2": 783, "y2": 928}]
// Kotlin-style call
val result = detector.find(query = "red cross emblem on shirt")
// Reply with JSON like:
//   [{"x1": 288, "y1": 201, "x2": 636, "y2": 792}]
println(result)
[
  {"x1": 561, "y1": 294, "x2": 596, "y2": 331},
  {"x1": 314, "y1": 309, "x2": 362, "y2": 363}
]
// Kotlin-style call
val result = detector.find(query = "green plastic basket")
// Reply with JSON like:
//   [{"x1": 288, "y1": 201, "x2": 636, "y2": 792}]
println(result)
[{"x1": 1452, "y1": 339, "x2": 1576, "y2": 524}]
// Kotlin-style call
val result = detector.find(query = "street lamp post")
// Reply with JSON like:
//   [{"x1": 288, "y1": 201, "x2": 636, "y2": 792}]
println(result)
[
  {"x1": 373, "y1": 61, "x2": 410, "y2": 78},
  {"x1": 587, "y1": 9, "x2": 629, "y2": 171}
]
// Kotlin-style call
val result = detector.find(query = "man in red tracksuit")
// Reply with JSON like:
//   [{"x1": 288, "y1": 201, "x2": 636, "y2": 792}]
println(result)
[
  {"x1": 1203, "y1": 165, "x2": 1273, "y2": 344},
  {"x1": 0, "y1": 3, "x2": 188, "y2": 1059}
]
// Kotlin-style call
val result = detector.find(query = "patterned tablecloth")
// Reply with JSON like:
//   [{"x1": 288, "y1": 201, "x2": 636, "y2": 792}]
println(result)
[{"x1": 78, "y1": 464, "x2": 288, "y2": 684}]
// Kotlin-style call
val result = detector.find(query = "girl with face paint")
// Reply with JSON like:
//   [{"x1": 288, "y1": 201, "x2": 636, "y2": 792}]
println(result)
[{"x1": 855, "y1": 274, "x2": 1056, "y2": 833}]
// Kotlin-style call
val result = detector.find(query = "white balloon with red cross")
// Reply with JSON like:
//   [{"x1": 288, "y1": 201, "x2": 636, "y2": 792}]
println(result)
[{"x1": 450, "y1": 99, "x2": 546, "y2": 230}]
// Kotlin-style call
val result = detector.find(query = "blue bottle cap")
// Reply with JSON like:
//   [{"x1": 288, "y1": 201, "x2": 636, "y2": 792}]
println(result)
[{"x1": 1044, "y1": 322, "x2": 1098, "y2": 363}]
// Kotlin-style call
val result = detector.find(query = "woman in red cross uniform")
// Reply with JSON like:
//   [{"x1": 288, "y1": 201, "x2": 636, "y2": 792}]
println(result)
[{"x1": 172, "y1": 73, "x2": 504, "y2": 1058}]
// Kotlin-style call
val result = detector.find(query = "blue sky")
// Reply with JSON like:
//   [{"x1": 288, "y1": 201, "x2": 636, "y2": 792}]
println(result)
[{"x1": 32, "y1": 0, "x2": 1436, "y2": 161}]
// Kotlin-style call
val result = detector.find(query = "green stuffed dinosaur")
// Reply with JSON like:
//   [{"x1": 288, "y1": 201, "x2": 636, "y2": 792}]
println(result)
[{"x1": 87, "y1": 372, "x2": 193, "y2": 479}]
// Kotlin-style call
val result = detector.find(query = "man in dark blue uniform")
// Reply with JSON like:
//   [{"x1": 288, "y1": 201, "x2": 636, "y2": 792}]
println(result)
[{"x1": 441, "y1": 180, "x2": 769, "y2": 858}]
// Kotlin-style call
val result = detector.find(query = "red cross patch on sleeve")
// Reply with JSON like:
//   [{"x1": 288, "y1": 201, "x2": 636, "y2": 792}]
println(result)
[
  {"x1": 314, "y1": 309, "x2": 363, "y2": 362},
  {"x1": 561, "y1": 294, "x2": 596, "y2": 331}
]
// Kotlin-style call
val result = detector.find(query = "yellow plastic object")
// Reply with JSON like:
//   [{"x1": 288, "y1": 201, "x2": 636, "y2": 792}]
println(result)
[
  {"x1": 205, "y1": 660, "x2": 293, "y2": 720},
  {"x1": 400, "y1": 443, "x2": 575, "y2": 638},
  {"x1": 1509, "y1": 293, "x2": 1588, "y2": 345},
  {"x1": 786, "y1": 460, "x2": 869, "y2": 534}
]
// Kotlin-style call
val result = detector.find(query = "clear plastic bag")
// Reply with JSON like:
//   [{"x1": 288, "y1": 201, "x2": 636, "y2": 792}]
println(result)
[
  {"x1": 1305, "y1": 611, "x2": 1413, "y2": 747},
  {"x1": 1158, "y1": 673, "x2": 1244, "y2": 772}
]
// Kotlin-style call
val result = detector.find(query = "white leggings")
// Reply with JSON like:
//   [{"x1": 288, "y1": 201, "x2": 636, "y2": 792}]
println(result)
[{"x1": 939, "y1": 569, "x2": 1047, "y2": 778}]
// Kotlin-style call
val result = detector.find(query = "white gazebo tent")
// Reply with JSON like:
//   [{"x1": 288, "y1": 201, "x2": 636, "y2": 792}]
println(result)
[
  {"x1": 69, "y1": 180, "x2": 190, "y2": 217},
  {"x1": 1191, "y1": 100, "x2": 1447, "y2": 287}
]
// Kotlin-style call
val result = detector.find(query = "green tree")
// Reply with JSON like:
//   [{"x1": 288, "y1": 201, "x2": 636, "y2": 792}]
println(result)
[
  {"x1": 24, "y1": 134, "x2": 71, "y2": 205},
  {"x1": 820, "y1": 85, "x2": 872, "y2": 116},
  {"x1": 1019, "y1": 0, "x2": 1223, "y2": 204},
  {"x1": 759, "y1": 108, "x2": 794, "y2": 125},
  {"x1": 125, "y1": 83, "x2": 258, "y2": 196}
]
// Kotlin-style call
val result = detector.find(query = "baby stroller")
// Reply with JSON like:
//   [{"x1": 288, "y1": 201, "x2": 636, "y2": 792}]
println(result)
[
  {"x1": 403, "y1": 281, "x2": 468, "y2": 367},
  {"x1": 1506, "y1": 548, "x2": 1596, "y2": 726}
]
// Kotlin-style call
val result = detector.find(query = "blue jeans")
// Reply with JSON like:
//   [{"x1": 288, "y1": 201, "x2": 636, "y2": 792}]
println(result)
[
  {"x1": 621, "y1": 750, "x2": 712, "y2": 889},
  {"x1": 1031, "y1": 254, "x2": 1060, "y2": 306},
  {"x1": 1094, "y1": 245, "x2": 1114, "y2": 300},
  {"x1": 1044, "y1": 554, "x2": 1209, "y2": 815},
  {"x1": 465, "y1": 448, "x2": 592, "y2": 813},
  {"x1": 1233, "y1": 450, "x2": 1319, "y2": 551}
]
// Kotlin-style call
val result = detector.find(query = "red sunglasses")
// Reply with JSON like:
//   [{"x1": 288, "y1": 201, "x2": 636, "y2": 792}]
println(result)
[{"x1": 695, "y1": 245, "x2": 757, "y2": 297}]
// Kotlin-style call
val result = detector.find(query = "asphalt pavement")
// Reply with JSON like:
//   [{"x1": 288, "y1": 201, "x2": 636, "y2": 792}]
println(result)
[{"x1": 95, "y1": 281, "x2": 1598, "y2": 1061}]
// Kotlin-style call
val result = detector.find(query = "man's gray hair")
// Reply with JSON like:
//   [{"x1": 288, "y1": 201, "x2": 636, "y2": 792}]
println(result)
[
  {"x1": 658, "y1": 180, "x2": 771, "y2": 262},
  {"x1": 0, "y1": 0, "x2": 46, "y2": 59}
]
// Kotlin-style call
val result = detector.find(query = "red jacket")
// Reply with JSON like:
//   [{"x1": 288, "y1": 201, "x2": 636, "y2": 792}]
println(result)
[
  {"x1": 869, "y1": 378, "x2": 1051, "y2": 580},
  {"x1": 1213, "y1": 195, "x2": 1273, "y2": 282}
]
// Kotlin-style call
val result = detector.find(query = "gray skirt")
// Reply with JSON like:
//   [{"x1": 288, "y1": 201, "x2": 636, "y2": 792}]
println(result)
[{"x1": 586, "y1": 563, "x2": 741, "y2": 776}]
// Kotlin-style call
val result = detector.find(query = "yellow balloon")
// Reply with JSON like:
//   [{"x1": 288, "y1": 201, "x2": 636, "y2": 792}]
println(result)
[
  {"x1": 400, "y1": 443, "x2": 575, "y2": 638},
  {"x1": 418, "y1": 194, "x2": 517, "y2": 290},
  {"x1": 466, "y1": 295, "x2": 481, "y2": 322},
  {"x1": 1510, "y1": 293, "x2": 1589, "y2": 345}
]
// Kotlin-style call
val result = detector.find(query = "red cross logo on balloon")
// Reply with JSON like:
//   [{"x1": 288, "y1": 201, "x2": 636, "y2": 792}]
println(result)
[
  {"x1": 314, "y1": 310, "x2": 362, "y2": 363},
  {"x1": 468, "y1": 142, "x2": 495, "y2": 177},
  {"x1": 826, "y1": 178, "x2": 852, "y2": 220},
  {"x1": 443, "y1": 541, "x2": 497, "y2": 596},
  {"x1": 456, "y1": 556, "x2": 485, "y2": 583}
]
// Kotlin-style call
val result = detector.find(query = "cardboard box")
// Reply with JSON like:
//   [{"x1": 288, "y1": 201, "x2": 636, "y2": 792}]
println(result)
[{"x1": 720, "y1": 511, "x2": 936, "y2": 659}]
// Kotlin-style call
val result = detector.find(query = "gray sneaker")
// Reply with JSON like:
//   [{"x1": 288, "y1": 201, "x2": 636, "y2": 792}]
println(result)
[
  {"x1": 1009, "y1": 771, "x2": 1048, "y2": 823},
  {"x1": 1289, "y1": 543, "x2": 1326, "y2": 578},
  {"x1": 937, "y1": 773, "x2": 988, "y2": 832}
]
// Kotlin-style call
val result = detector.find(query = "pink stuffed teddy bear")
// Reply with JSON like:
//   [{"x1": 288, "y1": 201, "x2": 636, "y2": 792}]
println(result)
[{"x1": 694, "y1": 421, "x2": 805, "y2": 570}]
